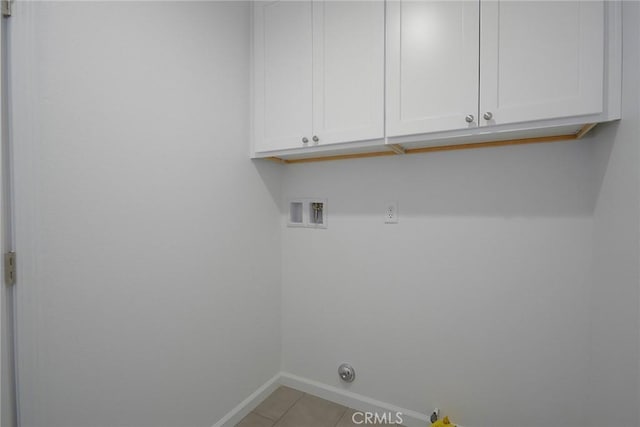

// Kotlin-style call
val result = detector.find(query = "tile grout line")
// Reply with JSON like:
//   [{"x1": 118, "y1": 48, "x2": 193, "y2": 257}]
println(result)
[
  {"x1": 331, "y1": 404, "x2": 349, "y2": 427},
  {"x1": 269, "y1": 390, "x2": 307, "y2": 426},
  {"x1": 249, "y1": 409, "x2": 277, "y2": 424},
  {"x1": 250, "y1": 412, "x2": 276, "y2": 427},
  {"x1": 247, "y1": 387, "x2": 373, "y2": 427}
]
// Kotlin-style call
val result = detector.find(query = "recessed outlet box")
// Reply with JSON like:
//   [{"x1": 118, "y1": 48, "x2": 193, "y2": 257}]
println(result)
[
  {"x1": 308, "y1": 199, "x2": 327, "y2": 228},
  {"x1": 287, "y1": 198, "x2": 328, "y2": 228},
  {"x1": 289, "y1": 201, "x2": 304, "y2": 226}
]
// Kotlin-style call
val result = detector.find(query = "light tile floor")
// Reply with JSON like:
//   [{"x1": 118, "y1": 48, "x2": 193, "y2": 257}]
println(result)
[{"x1": 236, "y1": 386, "x2": 402, "y2": 427}]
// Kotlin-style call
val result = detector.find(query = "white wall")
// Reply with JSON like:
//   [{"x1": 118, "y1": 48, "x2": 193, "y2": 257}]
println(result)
[
  {"x1": 10, "y1": 2, "x2": 282, "y2": 427},
  {"x1": 282, "y1": 141, "x2": 594, "y2": 427},
  {"x1": 281, "y1": 4, "x2": 640, "y2": 426},
  {"x1": 587, "y1": 2, "x2": 640, "y2": 426},
  {"x1": 6, "y1": 2, "x2": 640, "y2": 427}
]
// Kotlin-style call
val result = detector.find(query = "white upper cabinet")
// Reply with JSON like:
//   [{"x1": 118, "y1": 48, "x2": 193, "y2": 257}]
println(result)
[
  {"x1": 253, "y1": 1, "x2": 313, "y2": 152},
  {"x1": 253, "y1": 0, "x2": 384, "y2": 154},
  {"x1": 312, "y1": 1, "x2": 384, "y2": 146},
  {"x1": 479, "y1": 1, "x2": 605, "y2": 127},
  {"x1": 387, "y1": 0, "x2": 606, "y2": 138},
  {"x1": 386, "y1": 1, "x2": 480, "y2": 137},
  {"x1": 251, "y1": 0, "x2": 619, "y2": 160}
]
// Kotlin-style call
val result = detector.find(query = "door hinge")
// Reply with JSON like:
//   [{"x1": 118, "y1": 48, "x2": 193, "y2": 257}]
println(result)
[
  {"x1": 2, "y1": 0, "x2": 12, "y2": 17},
  {"x1": 4, "y1": 252, "x2": 15, "y2": 286}
]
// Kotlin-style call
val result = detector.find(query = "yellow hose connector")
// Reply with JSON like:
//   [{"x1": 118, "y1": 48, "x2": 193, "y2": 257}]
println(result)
[{"x1": 431, "y1": 416, "x2": 456, "y2": 427}]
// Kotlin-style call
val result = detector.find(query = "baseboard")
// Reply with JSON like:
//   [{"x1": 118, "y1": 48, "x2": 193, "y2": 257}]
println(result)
[
  {"x1": 213, "y1": 371, "x2": 438, "y2": 427},
  {"x1": 211, "y1": 373, "x2": 281, "y2": 427},
  {"x1": 278, "y1": 372, "x2": 430, "y2": 427}
]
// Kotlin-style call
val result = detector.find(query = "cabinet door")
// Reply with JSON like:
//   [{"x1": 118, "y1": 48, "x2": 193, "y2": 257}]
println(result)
[
  {"x1": 480, "y1": 1, "x2": 604, "y2": 126},
  {"x1": 386, "y1": 1, "x2": 480, "y2": 137},
  {"x1": 253, "y1": 1, "x2": 312, "y2": 152},
  {"x1": 311, "y1": 1, "x2": 384, "y2": 146}
]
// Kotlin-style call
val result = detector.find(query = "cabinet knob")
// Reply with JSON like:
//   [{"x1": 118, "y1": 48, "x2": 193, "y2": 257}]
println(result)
[
  {"x1": 483, "y1": 112, "x2": 493, "y2": 120},
  {"x1": 465, "y1": 114, "x2": 475, "y2": 123},
  {"x1": 302, "y1": 137, "x2": 309, "y2": 144},
  {"x1": 312, "y1": 135, "x2": 319, "y2": 143}
]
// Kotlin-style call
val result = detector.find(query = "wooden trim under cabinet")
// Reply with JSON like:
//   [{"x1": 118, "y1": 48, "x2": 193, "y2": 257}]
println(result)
[{"x1": 265, "y1": 124, "x2": 598, "y2": 165}]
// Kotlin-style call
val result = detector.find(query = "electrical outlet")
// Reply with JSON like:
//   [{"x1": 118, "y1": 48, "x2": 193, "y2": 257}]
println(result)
[{"x1": 385, "y1": 202, "x2": 398, "y2": 224}]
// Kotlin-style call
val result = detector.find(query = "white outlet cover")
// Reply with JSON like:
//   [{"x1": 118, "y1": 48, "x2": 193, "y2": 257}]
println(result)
[{"x1": 385, "y1": 201, "x2": 398, "y2": 224}]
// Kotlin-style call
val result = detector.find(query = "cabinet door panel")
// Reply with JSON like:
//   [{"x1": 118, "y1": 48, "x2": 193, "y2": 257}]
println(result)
[
  {"x1": 386, "y1": 1, "x2": 480, "y2": 137},
  {"x1": 253, "y1": 1, "x2": 312, "y2": 152},
  {"x1": 480, "y1": 1, "x2": 604, "y2": 126},
  {"x1": 312, "y1": 1, "x2": 384, "y2": 145}
]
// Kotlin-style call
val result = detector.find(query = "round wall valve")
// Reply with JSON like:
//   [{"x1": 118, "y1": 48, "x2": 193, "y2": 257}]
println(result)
[{"x1": 338, "y1": 363, "x2": 355, "y2": 383}]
